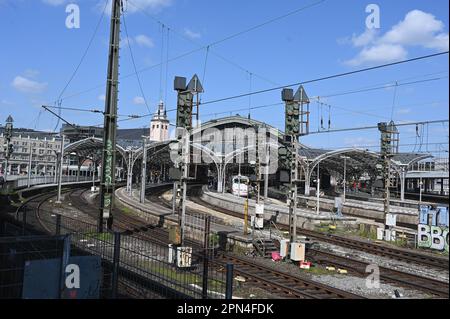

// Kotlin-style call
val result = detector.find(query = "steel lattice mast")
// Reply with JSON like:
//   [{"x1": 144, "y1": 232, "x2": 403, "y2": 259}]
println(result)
[{"x1": 99, "y1": 0, "x2": 121, "y2": 232}]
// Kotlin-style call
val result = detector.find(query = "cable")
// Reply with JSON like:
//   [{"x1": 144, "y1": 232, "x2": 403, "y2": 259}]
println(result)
[
  {"x1": 206, "y1": 0, "x2": 326, "y2": 48},
  {"x1": 122, "y1": 11, "x2": 152, "y2": 114},
  {"x1": 127, "y1": 0, "x2": 324, "y2": 86},
  {"x1": 248, "y1": 72, "x2": 253, "y2": 118},
  {"x1": 202, "y1": 46, "x2": 210, "y2": 88},
  {"x1": 390, "y1": 81, "x2": 398, "y2": 120},
  {"x1": 53, "y1": 0, "x2": 109, "y2": 130},
  {"x1": 317, "y1": 74, "x2": 448, "y2": 99},
  {"x1": 164, "y1": 28, "x2": 170, "y2": 106},
  {"x1": 200, "y1": 51, "x2": 449, "y2": 106},
  {"x1": 307, "y1": 119, "x2": 449, "y2": 135},
  {"x1": 159, "y1": 24, "x2": 165, "y2": 102}
]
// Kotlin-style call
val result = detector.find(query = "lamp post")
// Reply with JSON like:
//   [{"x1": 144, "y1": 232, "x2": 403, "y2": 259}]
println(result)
[
  {"x1": 316, "y1": 162, "x2": 320, "y2": 215},
  {"x1": 3, "y1": 115, "x2": 13, "y2": 184},
  {"x1": 27, "y1": 145, "x2": 32, "y2": 188},
  {"x1": 55, "y1": 135, "x2": 65, "y2": 204},
  {"x1": 341, "y1": 156, "x2": 350, "y2": 203},
  {"x1": 419, "y1": 177, "x2": 423, "y2": 204},
  {"x1": 140, "y1": 136, "x2": 149, "y2": 204}
]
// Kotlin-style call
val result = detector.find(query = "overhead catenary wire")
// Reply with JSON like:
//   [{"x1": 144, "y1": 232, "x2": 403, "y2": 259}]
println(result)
[
  {"x1": 390, "y1": 81, "x2": 399, "y2": 120},
  {"x1": 164, "y1": 27, "x2": 170, "y2": 106},
  {"x1": 202, "y1": 46, "x2": 210, "y2": 88},
  {"x1": 56, "y1": 0, "x2": 327, "y2": 105},
  {"x1": 52, "y1": 0, "x2": 109, "y2": 131},
  {"x1": 200, "y1": 51, "x2": 449, "y2": 106},
  {"x1": 126, "y1": 0, "x2": 325, "y2": 86},
  {"x1": 159, "y1": 23, "x2": 165, "y2": 102},
  {"x1": 45, "y1": 50, "x2": 448, "y2": 131},
  {"x1": 307, "y1": 119, "x2": 449, "y2": 135},
  {"x1": 122, "y1": 11, "x2": 152, "y2": 114}
]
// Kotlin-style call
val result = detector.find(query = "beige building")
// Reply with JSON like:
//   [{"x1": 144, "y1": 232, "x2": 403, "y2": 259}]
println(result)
[
  {"x1": 0, "y1": 133, "x2": 62, "y2": 176},
  {"x1": 149, "y1": 101, "x2": 170, "y2": 142}
]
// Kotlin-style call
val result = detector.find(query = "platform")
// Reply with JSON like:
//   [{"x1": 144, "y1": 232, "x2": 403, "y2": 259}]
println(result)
[
  {"x1": 115, "y1": 185, "x2": 255, "y2": 250},
  {"x1": 200, "y1": 188, "x2": 357, "y2": 231}
]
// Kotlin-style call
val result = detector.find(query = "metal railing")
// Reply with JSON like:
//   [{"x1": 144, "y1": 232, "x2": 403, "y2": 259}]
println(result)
[
  {"x1": 3, "y1": 206, "x2": 233, "y2": 299},
  {"x1": 13, "y1": 175, "x2": 94, "y2": 188}
]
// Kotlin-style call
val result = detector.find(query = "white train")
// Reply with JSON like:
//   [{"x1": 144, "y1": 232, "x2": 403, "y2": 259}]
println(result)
[{"x1": 231, "y1": 175, "x2": 250, "y2": 197}]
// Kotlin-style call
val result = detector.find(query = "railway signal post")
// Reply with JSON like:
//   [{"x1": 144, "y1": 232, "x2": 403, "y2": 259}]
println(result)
[
  {"x1": 377, "y1": 121, "x2": 399, "y2": 241},
  {"x1": 98, "y1": 0, "x2": 121, "y2": 232},
  {"x1": 2, "y1": 116, "x2": 14, "y2": 185},
  {"x1": 281, "y1": 86, "x2": 310, "y2": 258},
  {"x1": 174, "y1": 75, "x2": 203, "y2": 245}
]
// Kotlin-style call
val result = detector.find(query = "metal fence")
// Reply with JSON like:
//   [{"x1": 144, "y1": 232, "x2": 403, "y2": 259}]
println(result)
[
  {"x1": 3, "y1": 206, "x2": 233, "y2": 299},
  {"x1": 0, "y1": 235, "x2": 66, "y2": 298},
  {"x1": 13, "y1": 175, "x2": 94, "y2": 189}
]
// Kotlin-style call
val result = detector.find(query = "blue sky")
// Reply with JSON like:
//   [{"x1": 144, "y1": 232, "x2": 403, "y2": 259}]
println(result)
[{"x1": 0, "y1": 0, "x2": 448, "y2": 155}]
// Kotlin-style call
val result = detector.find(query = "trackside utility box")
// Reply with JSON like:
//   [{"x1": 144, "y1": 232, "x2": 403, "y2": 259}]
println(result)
[
  {"x1": 290, "y1": 242, "x2": 305, "y2": 261},
  {"x1": 177, "y1": 247, "x2": 192, "y2": 268},
  {"x1": 169, "y1": 225, "x2": 181, "y2": 245},
  {"x1": 280, "y1": 239, "x2": 290, "y2": 258},
  {"x1": 168, "y1": 244, "x2": 175, "y2": 263}
]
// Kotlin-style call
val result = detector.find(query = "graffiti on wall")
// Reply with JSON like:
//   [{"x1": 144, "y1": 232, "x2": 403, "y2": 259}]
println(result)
[{"x1": 417, "y1": 205, "x2": 449, "y2": 252}]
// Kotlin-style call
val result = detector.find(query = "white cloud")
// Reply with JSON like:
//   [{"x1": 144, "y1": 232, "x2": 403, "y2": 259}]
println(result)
[
  {"x1": 395, "y1": 108, "x2": 412, "y2": 115},
  {"x1": 135, "y1": 34, "x2": 154, "y2": 48},
  {"x1": 184, "y1": 28, "x2": 201, "y2": 39},
  {"x1": 0, "y1": 99, "x2": 14, "y2": 106},
  {"x1": 24, "y1": 69, "x2": 40, "y2": 78},
  {"x1": 343, "y1": 137, "x2": 376, "y2": 147},
  {"x1": 103, "y1": 0, "x2": 172, "y2": 14},
  {"x1": 133, "y1": 96, "x2": 145, "y2": 105},
  {"x1": 350, "y1": 28, "x2": 378, "y2": 47},
  {"x1": 42, "y1": 0, "x2": 66, "y2": 6},
  {"x1": 342, "y1": 10, "x2": 449, "y2": 66},
  {"x1": 381, "y1": 10, "x2": 449, "y2": 51},
  {"x1": 120, "y1": 36, "x2": 134, "y2": 48},
  {"x1": 345, "y1": 44, "x2": 407, "y2": 66},
  {"x1": 12, "y1": 76, "x2": 47, "y2": 94}
]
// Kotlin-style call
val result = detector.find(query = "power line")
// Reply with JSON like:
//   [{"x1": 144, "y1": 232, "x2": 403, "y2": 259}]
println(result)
[
  {"x1": 58, "y1": 0, "x2": 325, "y2": 103},
  {"x1": 127, "y1": 0, "x2": 325, "y2": 86},
  {"x1": 53, "y1": 0, "x2": 109, "y2": 130},
  {"x1": 321, "y1": 141, "x2": 449, "y2": 150},
  {"x1": 307, "y1": 119, "x2": 449, "y2": 135},
  {"x1": 316, "y1": 72, "x2": 448, "y2": 99},
  {"x1": 43, "y1": 105, "x2": 142, "y2": 118},
  {"x1": 205, "y1": 0, "x2": 326, "y2": 48},
  {"x1": 200, "y1": 51, "x2": 449, "y2": 106},
  {"x1": 122, "y1": 11, "x2": 152, "y2": 114}
]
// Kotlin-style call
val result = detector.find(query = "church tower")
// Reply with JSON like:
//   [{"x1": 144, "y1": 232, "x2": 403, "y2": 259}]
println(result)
[{"x1": 149, "y1": 101, "x2": 170, "y2": 142}]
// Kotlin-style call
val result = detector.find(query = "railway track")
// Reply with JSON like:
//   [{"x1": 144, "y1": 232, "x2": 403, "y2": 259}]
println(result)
[
  {"x1": 60, "y1": 186, "x2": 367, "y2": 299},
  {"x1": 217, "y1": 254, "x2": 363, "y2": 299},
  {"x1": 307, "y1": 249, "x2": 449, "y2": 298},
  {"x1": 188, "y1": 188, "x2": 449, "y2": 271},
  {"x1": 28, "y1": 185, "x2": 448, "y2": 299}
]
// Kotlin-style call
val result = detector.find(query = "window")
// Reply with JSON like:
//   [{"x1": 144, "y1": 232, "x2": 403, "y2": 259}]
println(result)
[{"x1": 157, "y1": 125, "x2": 159, "y2": 129}]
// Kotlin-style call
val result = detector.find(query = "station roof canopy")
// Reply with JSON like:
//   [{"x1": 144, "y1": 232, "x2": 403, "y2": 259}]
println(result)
[
  {"x1": 299, "y1": 147, "x2": 432, "y2": 176},
  {"x1": 63, "y1": 137, "x2": 128, "y2": 160},
  {"x1": 61, "y1": 116, "x2": 434, "y2": 176}
]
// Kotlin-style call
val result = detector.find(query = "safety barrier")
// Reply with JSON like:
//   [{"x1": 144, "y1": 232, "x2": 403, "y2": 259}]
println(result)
[{"x1": 13, "y1": 175, "x2": 94, "y2": 189}]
